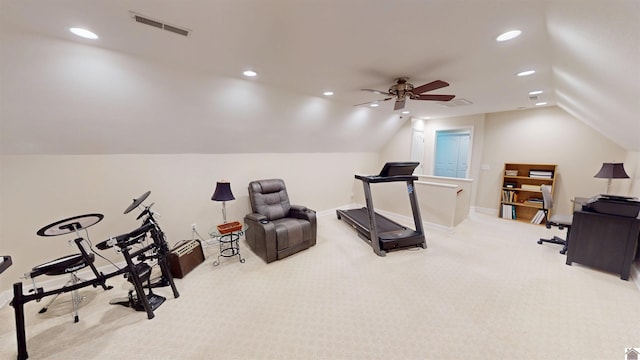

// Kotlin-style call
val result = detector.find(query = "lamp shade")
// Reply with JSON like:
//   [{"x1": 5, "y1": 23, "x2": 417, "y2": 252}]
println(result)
[
  {"x1": 593, "y1": 163, "x2": 630, "y2": 179},
  {"x1": 211, "y1": 182, "x2": 235, "y2": 201}
]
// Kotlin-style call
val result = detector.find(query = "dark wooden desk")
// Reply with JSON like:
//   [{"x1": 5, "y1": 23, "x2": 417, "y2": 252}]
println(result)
[
  {"x1": 0, "y1": 255, "x2": 12, "y2": 274},
  {"x1": 566, "y1": 210, "x2": 640, "y2": 280}
]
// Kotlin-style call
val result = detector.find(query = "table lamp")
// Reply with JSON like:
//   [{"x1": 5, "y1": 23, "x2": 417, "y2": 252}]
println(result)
[
  {"x1": 211, "y1": 181, "x2": 235, "y2": 223},
  {"x1": 594, "y1": 162, "x2": 629, "y2": 194}
]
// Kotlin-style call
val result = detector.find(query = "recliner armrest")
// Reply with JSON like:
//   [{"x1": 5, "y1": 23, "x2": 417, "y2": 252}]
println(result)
[
  {"x1": 245, "y1": 213, "x2": 268, "y2": 223},
  {"x1": 289, "y1": 205, "x2": 316, "y2": 222},
  {"x1": 290, "y1": 204, "x2": 308, "y2": 213},
  {"x1": 244, "y1": 213, "x2": 277, "y2": 263}
]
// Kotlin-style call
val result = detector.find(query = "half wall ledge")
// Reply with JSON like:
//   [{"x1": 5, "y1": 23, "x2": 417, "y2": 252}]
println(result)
[{"x1": 416, "y1": 176, "x2": 473, "y2": 228}]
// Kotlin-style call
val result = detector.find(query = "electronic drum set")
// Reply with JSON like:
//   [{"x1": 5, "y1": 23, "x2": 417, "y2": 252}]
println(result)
[{"x1": 10, "y1": 191, "x2": 180, "y2": 360}]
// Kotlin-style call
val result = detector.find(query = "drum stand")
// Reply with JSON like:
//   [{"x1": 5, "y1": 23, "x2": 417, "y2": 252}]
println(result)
[
  {"x1": 35, "y1": 271, "x2": 83, "y2": 321},
  {"x1": 103, "y1": 191, "x2": 179, "y2": 318},
  {"x1": 13, "y1": 267, "x2": 124, "y2": 360},
  {"x1": 146, "y1": 220, "x2": 180, "y2": 298},
  {"x1": 109, "y1": 246, "x2": 165, "y2": 319},
  {"x1": 12, "y1": 214, "x2": 118, "y2": 360},
  {"x1": 35, "y1": 236, "x2": 112, "y2": 319},
  {"x1": 123, "y1": 191, "x2": 180, "y2": 298},
  {"x1": 12, "y1": 195, "x2": 180, "y2": 359}
]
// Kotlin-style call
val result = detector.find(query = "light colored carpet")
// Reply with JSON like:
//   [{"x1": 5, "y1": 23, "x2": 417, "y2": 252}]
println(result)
[{"x1": 1, "y1": 211, "x2": 639, "y2": 360}]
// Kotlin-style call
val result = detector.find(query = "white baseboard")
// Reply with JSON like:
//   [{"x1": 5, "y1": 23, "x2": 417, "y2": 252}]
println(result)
[
  {"x1": 471, "y1": 206, "x2": 499, "y2": 216},
  {"x1": 317, "y1": 204, "x2": 361, "y2": 218},
  {"x1": 631, "y1": 262, "x2": 640, "y2": 291},
  {"x1": 0, "y1": 290, "x2": 12, "y2": 309}
]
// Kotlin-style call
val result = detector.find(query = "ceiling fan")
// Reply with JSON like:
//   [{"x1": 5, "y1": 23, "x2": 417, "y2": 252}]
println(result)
[{"x1": 356, "y1": 77, "x2": 455, "y2": 110}]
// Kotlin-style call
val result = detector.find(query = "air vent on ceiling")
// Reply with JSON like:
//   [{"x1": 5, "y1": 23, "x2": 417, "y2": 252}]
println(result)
[
  {"x1": 130, "y1": 11, "x2": 191, "y2": 37},
  {"x1": 439, "y1": 98, "x2": 473, "y2": 108}
]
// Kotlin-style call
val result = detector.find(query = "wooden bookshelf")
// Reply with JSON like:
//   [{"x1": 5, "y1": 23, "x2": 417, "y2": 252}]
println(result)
[{"x1": 499, "y1": 163, "x2": 557, "y2": 224}]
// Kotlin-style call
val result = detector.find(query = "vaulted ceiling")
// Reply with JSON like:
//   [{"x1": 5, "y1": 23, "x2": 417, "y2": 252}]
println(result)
[{"x1": 1, "y1": 0, "x2": 638, "y2": 154}]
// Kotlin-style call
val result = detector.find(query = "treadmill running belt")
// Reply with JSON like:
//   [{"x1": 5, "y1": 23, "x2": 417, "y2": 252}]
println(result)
[{"x1": 342, "y1": 208, "x2": 405, "y2": 233}]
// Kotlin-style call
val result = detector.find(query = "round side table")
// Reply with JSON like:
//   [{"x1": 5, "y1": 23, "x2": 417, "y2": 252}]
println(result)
[{"x1": 209, "y1": 224, "x2": 247, "y2": 266}]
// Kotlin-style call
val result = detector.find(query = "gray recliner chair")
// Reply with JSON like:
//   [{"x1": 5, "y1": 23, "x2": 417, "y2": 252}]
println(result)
[{"x1": 244, "y1": 179, "x2": 317, "y2": 263}]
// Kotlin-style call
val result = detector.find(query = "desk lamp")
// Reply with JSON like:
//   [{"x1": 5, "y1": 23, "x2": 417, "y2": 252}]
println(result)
[
  {"x1": 594, "y1": 162, "x2": 629, "y2": 194},
  {"x1": 211, "y1": 181, "x2": 235, "y2": 223}
]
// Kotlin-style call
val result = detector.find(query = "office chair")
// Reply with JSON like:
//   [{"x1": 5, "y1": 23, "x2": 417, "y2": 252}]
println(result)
[{"x1": 537, "y1": 185, "x2": 572, "y2": 254}]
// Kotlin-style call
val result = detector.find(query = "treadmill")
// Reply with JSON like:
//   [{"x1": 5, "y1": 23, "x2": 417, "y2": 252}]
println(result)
[{"x1": 336, "y1": 162, "x2": 427, "y2": 256}]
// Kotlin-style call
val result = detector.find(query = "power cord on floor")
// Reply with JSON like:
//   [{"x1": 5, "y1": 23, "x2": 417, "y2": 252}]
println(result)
[{"x1": 193, "y1": 228, "x2": 218, "y2": 246}]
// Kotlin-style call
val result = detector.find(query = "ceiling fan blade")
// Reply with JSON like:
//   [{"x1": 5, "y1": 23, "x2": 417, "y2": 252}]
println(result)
[
  {"x1": 412, "y1": 80, "x2": 450, "y2": 95},
  {"x1": 394, "y1": 99, "x2": 406, "y2": 110},
  {"x1": 353, "y1": 97, "x2": 393, "y2": 106},
  {"x1": 361, "y1": 88, "x2": 392, "y2": 96},
  {"x1": 415, "y1": 94, "x2": 455, "y2": 102}
]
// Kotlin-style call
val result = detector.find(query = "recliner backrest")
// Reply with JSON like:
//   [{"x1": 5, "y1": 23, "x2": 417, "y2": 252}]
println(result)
[{"x1": 248, "y1": 179, "x2": 291, "y2": 220}]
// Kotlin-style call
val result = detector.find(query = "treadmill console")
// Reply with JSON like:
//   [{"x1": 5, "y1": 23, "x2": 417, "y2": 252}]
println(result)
[
  {"x1": 378, "y1": 162, "x2": 420, "y2": 177},
  {"x1": 356, "y1": 162, "x2": 420, "y2": 183}
]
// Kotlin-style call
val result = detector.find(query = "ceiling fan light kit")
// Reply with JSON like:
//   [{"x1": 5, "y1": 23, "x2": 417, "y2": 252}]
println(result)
[{"x1": 357, "y1": 77, "x2": 455, "y2": 110}]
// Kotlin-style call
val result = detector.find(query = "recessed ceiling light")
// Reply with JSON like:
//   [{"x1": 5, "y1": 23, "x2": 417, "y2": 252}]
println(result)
[
  {"x1": 370, "y1": 103, "x2": 379, "y2": 107},
  {"x1": 529, "y1": 90, "x2": 543, "y2": 95},
  {"x1": 243, "y1": 70, "x2": 257, "y2": 77},
  {"x1": 517, "y1": 70, "x2": 536, "y2": 77},
  {"x1": 323, "y1": 91, "x2": 334, "y2": 96},
  {"x1": 401, "y1": 110, "x2": 410, "y2": 114},
  {"x1": 69, "y1": 27, "x2": 98, "y2": 39},
  {"x1": 535, "y1": 102, "x2": 547, "y2": 106},
  {"x1": 496, "y1": 30, "x2": 522, "y2": 42}
]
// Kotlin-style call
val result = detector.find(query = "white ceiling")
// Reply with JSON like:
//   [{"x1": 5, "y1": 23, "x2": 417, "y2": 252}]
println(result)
[{"x1": 0, "y1": 0, "x2": 638, "y2": 154}]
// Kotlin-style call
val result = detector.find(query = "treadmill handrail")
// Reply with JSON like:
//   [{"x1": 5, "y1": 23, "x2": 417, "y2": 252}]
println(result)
[{"x1": 355, "y1": 174, "x2": 418, "y2": 183}]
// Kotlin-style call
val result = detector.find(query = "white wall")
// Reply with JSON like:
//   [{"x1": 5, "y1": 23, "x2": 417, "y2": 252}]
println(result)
[
  {"x1": 376, "y1": 106, "x2": 636, "y2": 220},
  {"x1": 623, "y1": 151, "x2": 640, "y2": 197},
  {"x1": 0, "y1": 152, "x2": 378, "y2": 291},
  {"x1": 373, "y1": 113, "x2": 484, "y2": 225},
  {"x1": 379, "y1": 113, "x2": 485, "y2": 197},
  {"x1": 476, "y1": 106, "x2": 631, "y2": 215}
]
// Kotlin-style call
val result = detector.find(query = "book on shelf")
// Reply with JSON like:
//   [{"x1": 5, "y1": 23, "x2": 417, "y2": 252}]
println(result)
[
  {"x1": 525, "y1": 197, "x2": 543, "y2": 205},
  {"x1": 521, "y1": 184, "x2": 541, "y2": 191},
  {"x1": 530, "y1": 210, "x2": 540, "y2": 224},
  {"x1": 501, "y1": 204, "x2": 516, "y2": 220},
  {"x1": 530, "y1": 210, "x2": 545, "y2": 224},
  {"x1": 529, "y1": 170, "x2": 553, "y2": 179},
  {"x1": 502, "y1": 190, "x2": 518, "y2": 203}
]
